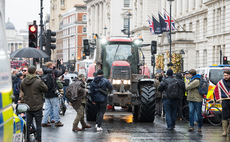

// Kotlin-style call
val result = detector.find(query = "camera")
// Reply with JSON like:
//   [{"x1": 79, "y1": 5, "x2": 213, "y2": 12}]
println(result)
[{"x1": 54, "y1": 89, "x2": 61, "y2": 97}]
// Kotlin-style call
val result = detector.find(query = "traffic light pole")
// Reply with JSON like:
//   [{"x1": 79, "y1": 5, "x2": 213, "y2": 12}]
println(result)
[{"x1": 39, "y1": 0, "x2": 44, "y2": 68}]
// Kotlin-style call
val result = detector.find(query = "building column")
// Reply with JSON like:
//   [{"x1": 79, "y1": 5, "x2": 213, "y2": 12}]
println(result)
[
  {"x1": 196, "y1": 0, "x2": 201, "y2": 10},
  {"x1": 183, "y1": 0, "x2": 188, "y2": 14},
  {"x1": 177, "y1": 0, "x2": 182, "y2": 16},
  {"x1": 13, "y1": 43, "x2": 16, "y2": 52},
  {"x1": 172, "y1": 0, "x2": 176, "y2": 18},
  {"x1": 162, "y1": 0, "x2": 166, "y2": 12},
  {"x1": 99, "y1": 2, "x2": 103, "y2": 36},
  {"x1": 189, "y1": 0, "x2": 194, "y2": 12}
]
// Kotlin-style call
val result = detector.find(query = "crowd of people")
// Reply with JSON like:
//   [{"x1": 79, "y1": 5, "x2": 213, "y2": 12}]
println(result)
[
  {"x1": 11, "y1": 61, "x2": 230, "y2": 141},
  {"x1": 11, "y1": 61, "x2": 112, "y2": 142}
]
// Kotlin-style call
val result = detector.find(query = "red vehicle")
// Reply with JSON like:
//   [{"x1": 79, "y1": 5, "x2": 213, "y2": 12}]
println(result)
[
  {"x1": 10, "y1": 60, "x2": 29, "y2": 69},
  {"x1": 84, "y1": 36, "x2": 157, "y2": 122}
]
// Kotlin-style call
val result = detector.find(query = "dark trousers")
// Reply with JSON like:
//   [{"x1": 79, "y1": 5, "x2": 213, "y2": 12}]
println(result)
[
  {"x1": 26, "y1": 109, "x2": 42, "y2": 142},
  {"x1": 155, "y1": 97, "x2": 162, "y2": 115},
  {"x1": 177, "y1": 99, "x2": 182, "y2": 118},
  {"x1": 95, "y1": 101, "x2": 107, "y2": 127},
  {"x1": 14, "y1": 94, "x2": 19, "y2": 104},
  {"x1": 182, "y1": 96, "x2": 188, "y2": 107},
  {"x1": 163, "y1": 99, "x2": 178, "y2": 129},
  {"x1": 222, "y1": 100, "x2": 230, "y2": 120}
]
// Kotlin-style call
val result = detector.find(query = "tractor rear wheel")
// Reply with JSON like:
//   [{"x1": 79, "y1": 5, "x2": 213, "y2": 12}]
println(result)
[
  {"x1": 86, "y1": 94, "x2": 98, "y2": 121},
  {"x1": 138, "y1": 83, "x2": 156, "y2": 122}
]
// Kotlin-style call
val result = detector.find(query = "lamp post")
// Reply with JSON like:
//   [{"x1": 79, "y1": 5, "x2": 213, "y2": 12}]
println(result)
[
  {"x1": 127, "y1": 12, "x2": 132, "y2": 38},
  {"x1": 180, "y1": 49, "x2": 185, "y2": 71},
  {"x1": 103, "y1": 26, "x2": 107, "y2": 36},
  {"x1": 68, "y1": 44, "x2": 70, "y2": 71},
  {"x1": 167, "y1": 0, "x2": 174, "y2": 67}
]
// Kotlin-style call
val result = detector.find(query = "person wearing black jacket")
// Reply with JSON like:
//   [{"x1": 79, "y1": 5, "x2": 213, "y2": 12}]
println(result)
[
  {"x1": 90, "y1": 69, "x2": 112, "y2": 132},
  {"x1": 175, "y1": 73, "x2": 186, "y2": 120},
  {"x1": 42, "y1": 61, "x2": 65, "y2": 127},
  {"x1": 13, "y1": 73, "x2": 23, "y2": 104},
  {"x1": 158, "y1": 69, "x2": 178, "y2": 130}
]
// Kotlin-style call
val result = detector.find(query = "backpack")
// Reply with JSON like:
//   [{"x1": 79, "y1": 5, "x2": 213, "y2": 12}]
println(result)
[
  {"x1": 65, "y1": 82, "x2": 78, "y2": 103},
  {"x1": 198, "y1": 78, "x2": 208, "y2": 95},
  {"x1": 13, "y1": 82, "x2": 20, "y2": 95},
  {"x1": 163, "y1": 79, "x2": 181, "y2": 100},
  {"x1": 63, "y1": 79, "x2": 70, "y2": 86},
  {"x1": 41, "y1": 71, "x2": 56, "y2": 92}
]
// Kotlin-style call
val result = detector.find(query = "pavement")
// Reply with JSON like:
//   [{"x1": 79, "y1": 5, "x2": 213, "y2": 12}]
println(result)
[{"x1": 35, "y1": 105, "x2": 230, "y2": 142}]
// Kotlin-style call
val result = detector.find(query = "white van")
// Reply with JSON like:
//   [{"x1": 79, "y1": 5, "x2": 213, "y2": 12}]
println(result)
[{"x1": 196, "y1": 66, "x2": 226, "y2": 86}]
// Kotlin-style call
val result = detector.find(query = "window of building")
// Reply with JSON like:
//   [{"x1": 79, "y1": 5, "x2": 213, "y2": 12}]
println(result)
[
  {"x1": 123, "y1": 18, "x2": 129, "y2": 30},
  {"x1": 61, "y1": 0, "x2": 65, "y2": 5},
  {"x1": 82, "y1": 15, "x2": 87, "y2": 21},
  {"x1": 124, "y1": 0, "x2": 130, "y2": 8},
  {"x1": 203, "y1": 18, "x2": 207, "y2": 39},
  {"x1": 83, "y1": 27, "x2": 87, "y2": 33},
  {"x1": 189, "y1": 22, "x2": 192, "y2": 31}
]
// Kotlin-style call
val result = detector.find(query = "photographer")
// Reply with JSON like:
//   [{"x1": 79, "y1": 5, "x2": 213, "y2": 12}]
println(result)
[{"x1": 41, "y1": 61, "x2": 65, "y2": 127}]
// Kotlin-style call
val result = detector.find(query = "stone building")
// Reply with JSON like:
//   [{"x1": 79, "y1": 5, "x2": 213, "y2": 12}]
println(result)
[
  {"x1": 158, "y1": 0, "x2": 230, "y2": 71},
  {"x1": 5, "y1": 18, "x2": 28, "y2": 54},
  {"x1": 84, "y1": 0, "x2": 230, "y2": 72},
  {"x1": 57, "y1": 5, "x2": 87, "y2": 71},
  {"x1": 49, "y1": 0, "x2": 85, "y2": 61}
]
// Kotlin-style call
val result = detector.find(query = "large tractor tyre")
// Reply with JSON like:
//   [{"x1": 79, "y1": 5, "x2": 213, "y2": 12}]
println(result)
[
  {"x1": 86, "y1": 95, "x2": 98, "y2": 121},
  {"x1": 138, "y1": 84, "x2": 156, "y2": 122}
]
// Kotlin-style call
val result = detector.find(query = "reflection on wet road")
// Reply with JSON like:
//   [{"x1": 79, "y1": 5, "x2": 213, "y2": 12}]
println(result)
[{"x1": 41, "y1": 105, "x2": 230, "y2": 142}]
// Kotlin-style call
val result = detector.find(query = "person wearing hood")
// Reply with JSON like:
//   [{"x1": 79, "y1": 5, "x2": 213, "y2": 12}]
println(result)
[
  {"x1": 13, "y1": 73, "x2": 23, "y2": 104},
  {"x1": 20, "y1": 66, "x2": 48, "y2": 142},
  {"x1": 90, "y1": 69, "x2": 112, "y2": 132},
  {"x1": 158, "y1": 69, "x2": 179, "y2": 130},
  {"x1": 175, "y1": 73, "x2": 186, "y2": 121},
  {"x1": 186, "y1": 69, "x2": 203, "y2": 132},
  {"x1": 71, "y1": 74, "x2": 91, "y2": 131}
]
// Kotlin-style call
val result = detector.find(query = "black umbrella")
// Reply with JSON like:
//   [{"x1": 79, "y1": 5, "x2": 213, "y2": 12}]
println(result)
[{"x1": 10, "y1": 47, "x2": 49, "y2": 58}]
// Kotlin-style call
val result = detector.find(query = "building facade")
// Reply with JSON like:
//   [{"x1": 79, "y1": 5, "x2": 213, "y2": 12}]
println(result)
[
  {"x1": 5, "y1": 18, "x2": 28, "y2": 55},
  {"x1": 49, "y1": 0, "x2": 85, "y2": 61},
  {"x1": 157, "y1": 0, "x2": 230, "y2": 71},
  {"x1": 57, "y1": 5, "x2": 87, "y2": 71},
  {"x1": 85, "y1": 0, "x2": 230, "y2": 72}
]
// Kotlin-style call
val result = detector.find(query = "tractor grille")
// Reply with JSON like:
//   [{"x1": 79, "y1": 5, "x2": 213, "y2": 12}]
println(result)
[{"x1": 112, "y1": 66, "x2": 131, "y2": 80}]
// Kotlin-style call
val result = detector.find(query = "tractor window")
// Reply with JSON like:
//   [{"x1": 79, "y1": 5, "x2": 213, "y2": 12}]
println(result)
[{"x1": 102, "y1": 44, "x2": 138, "y2": 79}]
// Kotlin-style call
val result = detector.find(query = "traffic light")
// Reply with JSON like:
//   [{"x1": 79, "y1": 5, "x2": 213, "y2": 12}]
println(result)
[
  {"x1": 151, "y1": 55, "x2": 155, "y2": 66},
  {"x1": 223, "y1": 56, "x2": 228, "y2": 64},
  {"x1": 28, "y1": 24, "x2": 38, "y2": 48},
  {"x1": 46, "y1": 30, "x2": 56, "y2": 50},
  {"x1": 151, "y1": 41, "x2": 157, "y2": 55},
  {"x1": 83, "y1": 39, "x2": 90, "y2": 56}
]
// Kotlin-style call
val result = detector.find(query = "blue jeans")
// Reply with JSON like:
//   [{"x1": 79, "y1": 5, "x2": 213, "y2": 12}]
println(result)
[
  {"x1": 63, "y1": 86, "x2": 69, "y2": 103},
  {"x1": 194, "y1": 110, "x2": 198, "y2": 123},
  {"x1": 163, "y1": 99, "x2": 178, "y2": 129},
  {"x1": 189, "y1": 101, "x2": 203, "y2": 128},
  {"x1": 42, "y1": 97, "x2": 60, "y2": 123}
]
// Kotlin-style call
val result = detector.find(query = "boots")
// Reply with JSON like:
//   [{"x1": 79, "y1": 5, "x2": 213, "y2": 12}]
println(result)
[
  {"x1": 222, "y1": 120, "x2": 228, "y2": 137},
  {"x1": 228, "y1": 120, "x2": 230, "y2": 135}
]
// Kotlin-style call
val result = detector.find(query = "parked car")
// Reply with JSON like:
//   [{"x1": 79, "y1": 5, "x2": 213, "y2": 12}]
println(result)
[{"x1": 67, "y1": 73, "x2": 78, "y2": 83}]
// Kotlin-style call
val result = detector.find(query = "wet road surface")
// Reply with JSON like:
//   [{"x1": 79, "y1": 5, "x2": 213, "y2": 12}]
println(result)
[{"x1": 37, "y1": 105, "x2": 230, "y2": 142}]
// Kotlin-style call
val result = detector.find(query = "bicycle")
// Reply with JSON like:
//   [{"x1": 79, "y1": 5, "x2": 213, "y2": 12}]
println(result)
[{"x1": 182, "y1": 96, "x2": 222, "y2": 126}]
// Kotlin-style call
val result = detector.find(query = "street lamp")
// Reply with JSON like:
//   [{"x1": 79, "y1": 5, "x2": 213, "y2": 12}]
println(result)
[
  {"x1": 127, "y1": 12, "x2": 132, "y2": 38},
  {"x1": 103, "y1": 25, "x2": 107, "y2": 36},
  {"x1": 180, "y1": 49, "x2": 185, "y2": 71},
  {"x1": 167, "y1": 0, "x2": 174, "y2": 67}
]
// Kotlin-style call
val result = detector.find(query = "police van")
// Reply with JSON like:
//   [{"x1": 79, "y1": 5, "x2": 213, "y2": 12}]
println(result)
[{"x1": 196, "y1": 65, "x2": 230, "y2": 110}]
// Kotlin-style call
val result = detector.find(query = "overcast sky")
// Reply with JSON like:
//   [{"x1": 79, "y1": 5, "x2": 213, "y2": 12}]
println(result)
[{"x1": 5, "y1": 0, "x2": 50, "y2": 30}]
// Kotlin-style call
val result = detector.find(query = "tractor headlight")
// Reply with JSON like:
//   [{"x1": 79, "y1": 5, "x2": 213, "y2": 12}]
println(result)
[
  {"x1": 134, "y1": 39, "x2": 143, "y2": 45},
  {"x1": 112, "y1": 80, "x2": 121, "y2": 84},
  {"x1": 101, "y1": 38, "x2": 107, "y2": 44},
  {"x1": 123, "y1": 80, "x2": 131, "y2": 85}
]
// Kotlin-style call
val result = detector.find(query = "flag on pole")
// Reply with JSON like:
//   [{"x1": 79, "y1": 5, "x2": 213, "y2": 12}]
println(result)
[
  {"x1": 158, "y1": 13, "x2": 167, "y2": 32},
  {"x1": 164, "y1": 11, "x2": 176, "y2": 31},
  {"x1": 148, "y1": 18, "x2": 155, "y2": 34},
  {"x1": 152, "y1": 16, "x2": 162, "y2": 34}
]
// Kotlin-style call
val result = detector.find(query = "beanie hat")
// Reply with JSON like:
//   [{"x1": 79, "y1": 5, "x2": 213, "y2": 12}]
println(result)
[
  {"x1": 97, "y1": 69, "x2": 103, "y2": 75},
  {"x1": 166, "y1": 68, "x2": 173, "y2": 76},
  {"x1": 17, "y1": 73, "x2": 23, "y2": 77}
]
